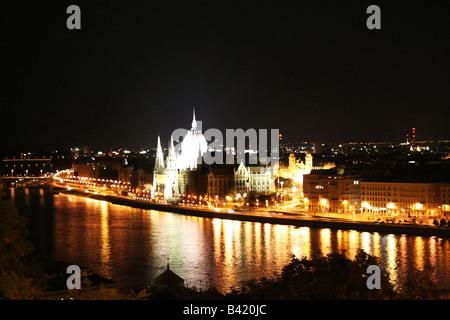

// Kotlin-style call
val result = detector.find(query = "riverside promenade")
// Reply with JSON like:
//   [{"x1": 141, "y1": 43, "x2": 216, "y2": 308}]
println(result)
[{"x1": 53, "y1": 186, "x2": 450, "y2": 238}]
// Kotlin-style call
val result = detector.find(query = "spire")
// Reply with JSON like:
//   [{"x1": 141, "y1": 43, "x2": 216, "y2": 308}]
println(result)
[
  {"x1": 157, "y1": 135, "x2": 162, "y2": 149},
  {"x1": 155, "y1": 135, "x2": 165, "y2": 169},
  {"x1": 169, "y1": 135, "x2": 174, "y2": 149},
  {"x1": 191, "y1": 107, "x2": 197, "y2": 130},
  {"x1": 167, "y1": 135, "x2": 177, "y2": 168}
]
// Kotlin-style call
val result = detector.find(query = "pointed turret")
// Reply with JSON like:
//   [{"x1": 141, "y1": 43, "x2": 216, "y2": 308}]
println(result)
[
  {"x1": 155, "y1": 136, "x2": 165, "y2": 169},
  {"x1": 191, "y1": 107, "x2": 197, "y2": 130},
  {"x1": 166, "y1": 135, "x2": 177, "y2": 169},
  {"x1": 170, "y1": 135, "x2": 175, "y2": 149},
  {"x1": 165, "y1": 135, "x2": 180, "y2": 198}
]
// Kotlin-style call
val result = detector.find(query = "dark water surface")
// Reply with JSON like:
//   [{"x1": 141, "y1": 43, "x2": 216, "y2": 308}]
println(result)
[{"x1": 10, "y1": 188, "x2": 450, "y2": 293}]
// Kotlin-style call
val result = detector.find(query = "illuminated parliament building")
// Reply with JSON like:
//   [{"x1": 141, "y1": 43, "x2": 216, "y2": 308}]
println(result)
[{"x1": 151, "y1": 109, "x2": 328, "y2": 202}]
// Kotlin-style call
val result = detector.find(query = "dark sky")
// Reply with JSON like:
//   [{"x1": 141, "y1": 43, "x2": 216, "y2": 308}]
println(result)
[{"x1": 2, "y1": 1, "x2": 449, "y2": 153}]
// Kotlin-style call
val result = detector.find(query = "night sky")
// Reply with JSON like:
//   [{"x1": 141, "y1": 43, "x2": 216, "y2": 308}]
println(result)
[{"x1": 2, "y1": 1, "x2": 449, "y2": 153}]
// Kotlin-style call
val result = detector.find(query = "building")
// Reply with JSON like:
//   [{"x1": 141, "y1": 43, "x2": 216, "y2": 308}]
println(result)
[
  {"x1": 73, "y1": 162, "x2": 100, "y2": 179},
  {"x1": 207, "y1": 164, "x2": 235, "y2": 200},
  {"x1": 152, "y1": 109, "x2": 208, "y2": 200},
  {"x1": 73, "y1": 157, "x2": 131, "y2": 181},
  {"x1": 152, "y1": 108, "x2": 284, "y2": 200},
  {"x1": 177, "y1": 108, "x2": 208, "y2": 171},
  {"x1": 153, "y1": 135, "x2": 180, "y2": 198},
  {"x1": 441, "y1": 184, "x2": 450, "y2": 217},
  {"x1": 303, "y1": 170, "x2": 362, "y2": 214},
  {"x1": 276, "y1": 153, "x2": 313, "y2": 185},
  {"x1": 274, "y1": 153, "x2": 335, "y2": 192},
  {"x1": 152, "y1": 263, "x2": 185, "y2": 290},
  {"x1": 234, "y1": 161, "x2": 275, "y2": 195},
  {"x1": 360, "y1": 180, "x2": 446, "y2": 219},
  {"x1": 130, "y1": 168, "x2": 153, "y2": 190}
]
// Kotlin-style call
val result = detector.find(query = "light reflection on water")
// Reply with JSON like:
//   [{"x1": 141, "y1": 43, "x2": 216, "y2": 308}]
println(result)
[{"x1": 11, "y1": 189, "x2": 450, "y2": 293}]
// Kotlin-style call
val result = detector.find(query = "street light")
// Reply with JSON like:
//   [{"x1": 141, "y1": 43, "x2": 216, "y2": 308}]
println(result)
[{"x1": 342, "y1": 200, "x2": 348, "y2": 214}]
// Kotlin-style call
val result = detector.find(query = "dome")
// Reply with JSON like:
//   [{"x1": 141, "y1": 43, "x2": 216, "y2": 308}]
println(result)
[{"x1": 178, "y1": 109, "x2": 208, "y2": 170}]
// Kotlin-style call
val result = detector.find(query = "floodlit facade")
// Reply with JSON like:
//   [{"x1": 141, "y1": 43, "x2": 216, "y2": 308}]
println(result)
[
  {"x1": 207, "y1": 165, "x2": 235, "y2": 200},
  {"x1": 274, "y1": 153, "x2": 336, "y2": 187},
  {"x1": 441, "y1": 184, "x2": 450, "y2": 217},
  {"x1": 360, "y1": 181, "x2": 446, "y2": 219},
  {"x1": 303, "y1": 172, "x2": 361, "y2": 214},
  {"x1": 234, "y1": 161, "x2": 275, "y2": 195},
  {"x1": 276, "y1": 153, "x2": 313, "y2": 185},
  {"x1": 152, "y1": 109, "x2": 209, "y2": 199},
  {"x1": 177, "y1": 109, "x2": 208, "y2": 171}
]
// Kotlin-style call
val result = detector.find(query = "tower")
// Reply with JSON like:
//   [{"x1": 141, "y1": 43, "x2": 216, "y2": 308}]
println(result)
[
  {"x1": 155, "y1": 136, "x2": 165, "y2": 169},
  {"x1": 178, "y1": 107, "x2": 208, "y2": 170},
  {"x1": 305, "y1": 153, "x2": 313, "y2": 174},
  {"x1": 165, "y1": 135, "x2": 179, "y2": 198},
  {"x1": 192, "y1": 107, "x2": 198, "y2": 131},
  {"x1": 152, "y1": 136, "x2": 166, "y2": 196},
  {"x1": 288, "y1": 153, "x2": 296, "y2": 169}
]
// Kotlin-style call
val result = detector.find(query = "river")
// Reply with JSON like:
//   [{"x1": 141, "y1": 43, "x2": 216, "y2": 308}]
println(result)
[{"x1": 9, "y1": 188, "x2": 450, "y2": 294}]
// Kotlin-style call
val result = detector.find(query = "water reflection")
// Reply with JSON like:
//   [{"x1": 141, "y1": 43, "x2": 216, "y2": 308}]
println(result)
[
  {"x1": 361, "y1": 232, "x2": 372, "y2": 254},
  {"x1": 9, "y1": 189, "x2": 450, "y2": 293},
  {"x1": 386, "y1": 234, "x2": 398, "y2": 285},
  {"x1": 100, "y1": 201, "x2": 111, "y2": 278},
  {"x1": 414, "y1": 237, "x2": 425, "y2": 270}
]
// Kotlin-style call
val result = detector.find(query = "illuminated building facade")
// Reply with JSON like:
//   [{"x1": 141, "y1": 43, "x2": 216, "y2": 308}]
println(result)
[
  {"x1": 153, "y1": 135, "x2": 181, "y2": 198},
  {"x1": 152, "y1": 109, "x2": 209, "y2": 199},
  {"x1": 207, "y1": 165, "x2": 235, "y2": 200},
  {"x1": 360, "y1": 181, "x2": 447, "y2": 218},
  {"x1": 441, "y1": 184, "x2": 450, "y2": 217},
  {"x1": 234, "y1": 161, "x2": 275, "y2": 195},
  {"x1": 177, "y1": 109, "x2": 208, "y2": 171},
  {"x1": 303, "y1": 172, "x2": 361, "y2": 214},
  {"x1": 274, "y1": 153, "x2": 336, "y2": 200},
  {"x1": 276, "y1": 153, "x2": 313, "y2": 185}
]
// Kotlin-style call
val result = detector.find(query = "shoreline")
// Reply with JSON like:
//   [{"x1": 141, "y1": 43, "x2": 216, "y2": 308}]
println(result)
[{"x1": 52, "y1": 187, "x2": 450, "y2": 238}]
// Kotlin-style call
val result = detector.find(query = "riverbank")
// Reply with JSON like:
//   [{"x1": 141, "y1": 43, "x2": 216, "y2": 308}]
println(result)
[{"x1": 52, "y1": 186, "x2": 450, "y2": 238}]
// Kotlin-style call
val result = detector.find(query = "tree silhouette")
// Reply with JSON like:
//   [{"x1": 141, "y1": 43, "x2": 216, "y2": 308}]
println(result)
[
  {"x1": 0, "y1": 199, "x2": 45, "y2": 299},
  {"x1": 226, "y1": 250, "x2": 396, "y2": 299}
]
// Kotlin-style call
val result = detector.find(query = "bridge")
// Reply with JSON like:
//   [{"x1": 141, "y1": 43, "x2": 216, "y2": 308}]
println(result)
[
  {"x1": 1, "y1": 157, "x2": 53, "y2": 179},
  {"x1": 0, "y1": 176, "x2": 51, "y2": 188},
  {"x1": 0, "y1": 169, "x2": 73, "y2": 188}
]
